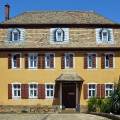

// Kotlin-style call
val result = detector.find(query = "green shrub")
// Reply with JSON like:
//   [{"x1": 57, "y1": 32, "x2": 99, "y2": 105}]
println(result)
[
  {"x1": 88, "y1": 97, "x2": 97, "y2": 112},
  {"x1": 88, "y1": 98, "x2": 111, "y2": 113},
  {"x1": 100, "y1": 99, "x2": 111, "y2": 113}
]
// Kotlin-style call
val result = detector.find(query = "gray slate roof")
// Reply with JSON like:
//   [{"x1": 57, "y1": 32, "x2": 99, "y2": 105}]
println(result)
[{"x1": 2, "y1": 11, "x2": 114, "y2": 25}]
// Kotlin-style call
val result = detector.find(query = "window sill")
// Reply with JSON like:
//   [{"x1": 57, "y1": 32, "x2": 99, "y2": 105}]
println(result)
[
  {"x1": 12, "y1": 97, "x2": 21, "y2": 99},
  {"x1": 11, "y1": 68, "x2": 21, "y2": 70},
  {"x1": 29, "y1": 97, "x2": 38, "y2": 99},
  {"x1": 45, "y1": 97, "x2": 54, "y2": 99}
]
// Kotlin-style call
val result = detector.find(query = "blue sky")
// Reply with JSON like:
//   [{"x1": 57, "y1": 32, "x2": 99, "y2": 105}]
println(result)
[{"x1": 0, "y1": 0, "x2": 120, "y2": 23}]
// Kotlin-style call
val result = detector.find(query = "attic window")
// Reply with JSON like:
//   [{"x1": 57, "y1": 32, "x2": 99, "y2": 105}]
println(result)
[
  {"x1": 50, "y1": 28, "x2": 69, "y2": 44},
  {"x1": 11, "y1": 29, "x2": 20, "y2": 42},
  {"x1": 96, "y1": 28, "x2": 114, "y2": 44},
  {"x1": 100, "y1": 29, "x2": 109, "y2": 41},
  {"x1": 55, "y1": 28, "x2": 64, "y2": 42}
]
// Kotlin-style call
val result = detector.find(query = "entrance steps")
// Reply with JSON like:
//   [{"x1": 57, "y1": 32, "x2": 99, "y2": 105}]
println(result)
[{"x1": 61, "y1": 108, "x2": 78, "y2": 113}]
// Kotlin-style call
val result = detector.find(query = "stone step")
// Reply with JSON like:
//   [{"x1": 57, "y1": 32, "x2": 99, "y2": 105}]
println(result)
[{"x1": 61, "y1": 108, "x2": 77, "y2": 113}]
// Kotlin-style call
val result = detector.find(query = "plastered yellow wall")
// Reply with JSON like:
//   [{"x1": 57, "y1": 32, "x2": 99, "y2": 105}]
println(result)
[{"x1": 0, "y1": 51, "x2": 120, "y2": 107}]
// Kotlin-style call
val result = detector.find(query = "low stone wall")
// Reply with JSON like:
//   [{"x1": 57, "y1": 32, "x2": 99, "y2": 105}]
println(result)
[
  {"x1": 0, "y1": 105, "x2": 60, "y2": 113},
  {"x1": 90, "y1": 112, "x2": 120, "y2": 120}
]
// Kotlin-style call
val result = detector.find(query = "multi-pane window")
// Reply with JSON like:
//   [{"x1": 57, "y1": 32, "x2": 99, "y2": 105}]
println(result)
[
  {"x1": 55, "y1": 28, "x2": 64, "y2": 42},
  {"x1": 105, "y1": 84, "x2": 113, "y2": 97},
  {"x1": 11, "y1": 29, "x2": 20, "y2": 42},
  {"x1": 50, "y1": 28, "x2": 69, "y2": 44},
  {"x1": 65, "y1": 53, "x2": 73, "y2": 68},
  {"x1": 29, "y1": 84, "x2": 38, "y2": 98},
  {"x1": 28, "y1": 53, "x2": 38, "y2": 68},
  {"x1": 101, "y1": 29, "x2": 109, "y2": 42},
  {"x1": 12, "y1": 54, "x2": 20, "y2": 68},
  {"x1": 87, "y1": 54, "x2": 96, "y2": 68},
  {"x1": 105, "y1": 54, "x2": 113, "y2": 68},
  {"x1": 45, "y1": 53, "x2": 54, "y2": 68},
  {"x1": 96, "y1": 28, "x2": 113, "y2": 44},
  {"x1": 12, "y1": 84, "x2": 21, "y2": 98},
  {"x1": 88, "y1": 84, "x2": 96, "y2": 98},
  {"x1": 46, "y1": 84, "x2": 54, "y2": 98}
]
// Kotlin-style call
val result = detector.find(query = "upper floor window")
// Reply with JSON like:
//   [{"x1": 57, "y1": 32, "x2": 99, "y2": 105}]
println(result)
[
  {"x1": 105, "y1": 84, "x2": 113, "y2": 97},
  {"x1": 64, "y1": 53, "x2": 74, "y2": 69},
  {"x1": 87, "y1": 54, "x2": 96, "y2": 69},
  {"x1": 12, "y1": 83, "x2": 21, "y2": 99},
  {"x1": 50, "y1": 28, "x2": 69, "y2": 44},
  {"x1": 8, "y1": 28, "x2": 25, "y2": 42},
  {"x1": 88, "y1": 84, "x2": 96, "y2": 98},
  {"x1": 96, "y1": 28, "x2": 113, "y2": 44},
  {"x1": 28, "y1": 53, "x2": 38, "y2": 69},
  {"x1": 12, "y1": 53, "x2": 20, "y2": 69},
  {"x1": 29, "y1": 83, "x2": 38, "y2": 99},
  {"x1": 45, "y1": 53, "x2": 54, "y2": 69},
  {"x1": 105, "y1": 53, "x2": 113, "y2": 68}
]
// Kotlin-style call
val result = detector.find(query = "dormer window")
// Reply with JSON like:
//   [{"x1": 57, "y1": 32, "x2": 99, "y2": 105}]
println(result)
[
  {"x1": 55, "y1": 28, "x2": 64, "y2": 42},
  {"x1": 96, "y1": 28, "x2": 113, "y2": 44},
  {"x1": 101, "y1": 29, "x2": 109, "y2": 41},
  {"x1": 8, "y1": 28, "x2": 25, "y2": 43},
  {"x1": 50, "y1": 28, "x2": 69, "y2": 44},
  {"x1": 11, "y1": 29, "x2": 20, "y2": 41}
]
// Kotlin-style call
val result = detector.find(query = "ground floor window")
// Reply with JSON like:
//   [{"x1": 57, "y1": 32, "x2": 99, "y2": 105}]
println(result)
[
  {"x1": 29, "y1": 83, "x2": 38, "y2": 98},
  {"x1": 45, "y1": 84, "x2": 54, "y2": 98},
  {"x1": 88, "y1": 84, "x2": 96, "y2": 98},
  {"x1": 12, "y1": 84, "x2": 21, "y2": 99},
  {"x1": 105, "y1": 84, "x2": 113, "y2": 97}
]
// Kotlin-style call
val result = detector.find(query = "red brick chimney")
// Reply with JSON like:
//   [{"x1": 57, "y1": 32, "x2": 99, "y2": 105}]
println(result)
[{"x1": 5, "y1": 4, "x2": 10, "y2": 20}]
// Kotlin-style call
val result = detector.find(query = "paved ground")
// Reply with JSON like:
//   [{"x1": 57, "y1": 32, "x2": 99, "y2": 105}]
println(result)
[{"x1": 0, "y1": 113, "x2": 111, "y2": 120}]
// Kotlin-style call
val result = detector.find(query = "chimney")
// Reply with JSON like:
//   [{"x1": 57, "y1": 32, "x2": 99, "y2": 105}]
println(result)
[{"x1": 5, "y1": 4, "x2": 10, "y2": 20}]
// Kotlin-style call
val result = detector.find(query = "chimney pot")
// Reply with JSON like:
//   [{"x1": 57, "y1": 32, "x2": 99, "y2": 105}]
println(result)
[{"x1": 5, "y1": 4, "x2": 10, "y2": 21}]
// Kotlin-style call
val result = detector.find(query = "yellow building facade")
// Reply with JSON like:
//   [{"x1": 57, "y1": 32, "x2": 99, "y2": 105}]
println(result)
[{"x1": 0, "y1": 9, "x2": 120, "y2": 112}]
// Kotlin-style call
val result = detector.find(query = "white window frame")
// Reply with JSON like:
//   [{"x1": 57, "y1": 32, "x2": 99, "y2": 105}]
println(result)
[
  {"x1": 45, "y1": 53, "x2": 55, "y2": 69},
  {"x1": 11, "y1": 29, "x2": 20, "y2": 42},
  {"x1": 87, "y1": 53, "x2": 97, "y2": 69},
  {"x1": 105, "y1": 83, "x2": 114, "y2": 98},
  {"x1": 104, "y1": 53, "x2": 114, "y2": 69},
  {"x1": 12, "y1": 82, "x2": 21, "y2": 99},
  {"x1": 50, "y1": 28, "x2": 69, "y2": 44},
  {"x1": 28, "y1": 53, "x2": 38, "y2": 69},
  {"x1": 96, "y1": 28, "x2": 114, "y2": 44},
  {"x1": 45, "y1": 83, "x2": 55, "y2": 99},
  {"x1": 101, "y1": 29, "x2": 109, "y2": 42},
  {"x1": 11, "y1": 53, "x2": 21, "y2": 69},
  {"x1": 29, "y1": 82, "x2": 38, "y2": 99},
  {"x1": 88, "y1": 83, "x2": 97, "y2": 98},
  {"x1": 64, "y1": 53, "x2": 74, "y2": 69},
  {"x1": 55, "y1": 28, "x2": 64, "y2": 42}
]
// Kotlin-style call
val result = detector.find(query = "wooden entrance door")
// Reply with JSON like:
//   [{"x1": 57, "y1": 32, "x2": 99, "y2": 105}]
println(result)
[{"x1": 62, "y1": 83, "x2": 76, "y2": 108}]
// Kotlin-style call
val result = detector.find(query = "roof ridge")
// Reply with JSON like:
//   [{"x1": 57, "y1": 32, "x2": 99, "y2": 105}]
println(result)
[{"x1": 24, "y1": 10, "x2": 95, "y2": 13}]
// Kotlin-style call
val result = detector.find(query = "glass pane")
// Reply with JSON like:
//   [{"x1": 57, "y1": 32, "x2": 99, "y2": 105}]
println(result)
[
  {"x1": 30, "y1": 90, "x2": 33, "y2": 96},
  {"x1": 51, "y1": 90, "x2": 53, "y2": 96},
  {"x1": 14, "y1": 32, "x2": 19, "y2": 41},
  {"x1": 18, "y1": 90, "x2": 20, "y2": 96},
  {"x1": 89, "y1": 91, "x2": 91, "y2": 97},
  {"x1": 14, "y1": 90, "x2": 17, "y2": 96},
  {"x1": 93, "y1": 90, "x2": 95, "y2": 96},
  {"x1": 34, "y1": 90, "x2": 37, "y2": 96},
  {"x1": 47, "y1": 85, "x2": 50, "y2": 89},
  {"x1": 47, "y1": 90, "x2": 49, "y2": 96}
]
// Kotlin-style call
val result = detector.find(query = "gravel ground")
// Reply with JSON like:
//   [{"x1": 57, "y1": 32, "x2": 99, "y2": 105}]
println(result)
[{"x1": 0, "y1": 113, "x2": 111, "y2": 120}]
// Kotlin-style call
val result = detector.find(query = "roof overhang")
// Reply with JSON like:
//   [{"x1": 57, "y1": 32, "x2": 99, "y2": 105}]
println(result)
[
  {"x1": 0, "y1": 23, "x2": 120, "y2": 28},
  {"x1": 56, "y1": 73, "x2": 84, "y2": 82},
  {"x1": 0, "y1": 47, "x2": 120, "y2": 51}
]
